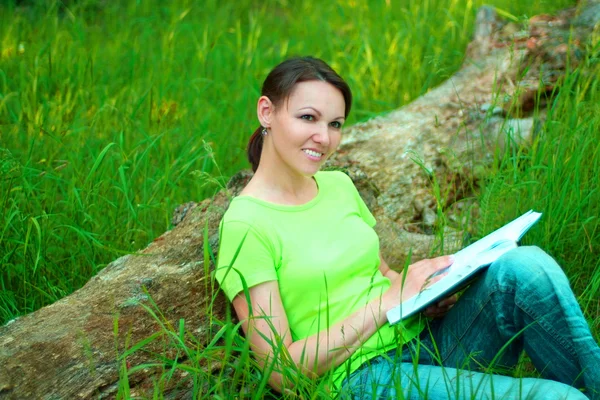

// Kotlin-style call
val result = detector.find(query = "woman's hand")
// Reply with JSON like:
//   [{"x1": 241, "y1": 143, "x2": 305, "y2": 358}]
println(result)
[
  {"x1": 382, "y1": 255, "x2": 455, "y2": 312},
  {"x1": 423, "y1": 294, "x2": 458, "y2": 318}
]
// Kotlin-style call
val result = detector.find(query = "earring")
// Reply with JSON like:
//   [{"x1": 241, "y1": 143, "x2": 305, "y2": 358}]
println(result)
[{"x1": 261, "y1": 127, "x2": 268, "y2": 136}]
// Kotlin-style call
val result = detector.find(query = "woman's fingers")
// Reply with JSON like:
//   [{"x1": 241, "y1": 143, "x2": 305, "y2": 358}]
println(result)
[
  {"x1": 423, "y1": 304, "x2": 452, "y2": 318},
  {"x1": 423, "y1": 304, "x2": 440, "y2": 317},
  {"x1": 435, "y1": 255, "x2": 455, "y2": 269},
  {"x1": 414, "y1": 255, "x2": 455, "y2": 288},
  {"x1": 414, "y1": 255, "x2": 454, "y2": 277},
  {"x1": 423, "y1": 290, "x2": 459, "y2": 318},
  {"x1": 413, "y1": 255, "x2": 453, "y2": 270},
  {"x1": 437, "y1": 294, "x2": 458, "y2": 308},
  {"x1": 411, "y1": 255, "x2": 454, "y2": 276},
  {"x1": 423, "y1": 297, "x2": 456, "y2": 318},
  {"x1": 400, "y1": 255, "x2": 456, "y2": 300}
]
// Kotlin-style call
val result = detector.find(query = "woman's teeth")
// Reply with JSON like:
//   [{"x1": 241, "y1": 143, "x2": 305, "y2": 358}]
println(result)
[{"x1": 303, "y1": 149, "x2": 322, "y2": 158}]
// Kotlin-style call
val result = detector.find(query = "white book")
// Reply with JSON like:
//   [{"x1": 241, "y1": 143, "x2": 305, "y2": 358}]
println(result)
[{"x1": 386, "y1": 210, "x2": 542, "y2": 325}]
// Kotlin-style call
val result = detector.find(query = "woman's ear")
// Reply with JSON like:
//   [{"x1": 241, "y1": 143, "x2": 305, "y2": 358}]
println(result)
[{"x1": 257, "y1": 96, "x2": 274, "y2": 128}]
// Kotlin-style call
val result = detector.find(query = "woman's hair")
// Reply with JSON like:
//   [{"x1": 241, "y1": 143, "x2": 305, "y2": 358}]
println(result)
[{"x1": 247, "y1": 56, "x2": 352, "y2": 172}]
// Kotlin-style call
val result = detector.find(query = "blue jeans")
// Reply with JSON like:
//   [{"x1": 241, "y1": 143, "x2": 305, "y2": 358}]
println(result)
[{"x1": 339, "y1": 246, "x2": 600, "y2": 399}]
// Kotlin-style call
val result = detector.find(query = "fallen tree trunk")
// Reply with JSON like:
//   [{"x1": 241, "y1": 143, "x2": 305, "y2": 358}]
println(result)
[{"x1": 1, "y1": 2, "x2": 599, "y2": 398}]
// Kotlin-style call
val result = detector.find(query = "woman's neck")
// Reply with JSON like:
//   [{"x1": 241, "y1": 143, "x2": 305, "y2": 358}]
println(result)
[{"x1": 243, "y1": 160, "x2": 318, "y2": 206}]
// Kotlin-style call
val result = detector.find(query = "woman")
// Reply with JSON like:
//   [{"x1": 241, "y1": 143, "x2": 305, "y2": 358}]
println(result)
[{"x1": 215, "y1": 57, "x2": 599, "y2": 399}]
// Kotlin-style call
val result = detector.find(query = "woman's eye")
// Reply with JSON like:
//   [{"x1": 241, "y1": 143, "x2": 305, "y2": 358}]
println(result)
[
  {"x1": 300, "y1": 115, "x2": 315, "y2": 121},
  {"x1": 330, "y1": 121, "x2": 342, "y2": 129}
]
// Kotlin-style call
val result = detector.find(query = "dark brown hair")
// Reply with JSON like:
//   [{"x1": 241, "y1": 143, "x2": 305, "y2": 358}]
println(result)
[{"x1": 247, "y1": 56, "x2": 352, "y2": 172}]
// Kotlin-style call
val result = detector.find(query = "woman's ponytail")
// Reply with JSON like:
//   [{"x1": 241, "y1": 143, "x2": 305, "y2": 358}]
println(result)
[{"x1": 247, "y1": 126, "x2": 264, "y2": 172}]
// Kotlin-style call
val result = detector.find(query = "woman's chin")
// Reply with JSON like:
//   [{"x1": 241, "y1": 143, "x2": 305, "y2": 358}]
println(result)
[
  {"x1": 281, "y1": 156, "x2": 325, "y2": 177},
  {"x1": 299, "y1": 163, "x2": 322, "y2": 176},
  {"x1": 299, "y1": 157, "x2": 326, "y2": 175}
]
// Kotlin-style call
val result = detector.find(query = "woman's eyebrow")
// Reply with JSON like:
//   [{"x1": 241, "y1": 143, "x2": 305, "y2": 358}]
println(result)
[
  {"x1": 298, "y1": 106, "x2": 344, "y2": 120},
  {"x1": 298, "y1": 106, "x2": 322, "y2": 116}
]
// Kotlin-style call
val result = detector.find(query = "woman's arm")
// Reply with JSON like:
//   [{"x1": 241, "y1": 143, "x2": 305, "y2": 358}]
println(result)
[
  {"x1": 232, "y1": 254, "x2": 453, "y2": 393},
  {"x1": 232, "y1": 281, "x2": 388, "y2": 392}
]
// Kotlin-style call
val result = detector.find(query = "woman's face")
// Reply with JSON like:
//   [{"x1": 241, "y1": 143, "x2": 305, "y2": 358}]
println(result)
[{"x1": 263, "y1": 80, "x2": 346, "y2": 177}]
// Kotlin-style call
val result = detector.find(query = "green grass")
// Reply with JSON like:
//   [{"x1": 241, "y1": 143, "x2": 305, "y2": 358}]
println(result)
[
  {"x1": 3, "y1": 0, "x2": 599, "y2": 398},
  {"x1": 477, "y1": 49, "x2": 600, "y2": 320}
]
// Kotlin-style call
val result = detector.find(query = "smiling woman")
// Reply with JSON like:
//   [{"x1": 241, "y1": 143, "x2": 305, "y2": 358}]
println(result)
[{"x1": 214, "y1": 57, "x2": 600, "y2": 399}]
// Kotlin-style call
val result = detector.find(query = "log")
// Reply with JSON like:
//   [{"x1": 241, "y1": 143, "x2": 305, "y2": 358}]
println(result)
[{"x1": 1, "y1": 2, "x2": 599, "y2": 398}]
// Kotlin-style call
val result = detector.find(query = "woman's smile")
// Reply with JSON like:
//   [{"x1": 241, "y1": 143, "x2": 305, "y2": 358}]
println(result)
[{"x1": 302, "y1": 148, "x2": 324, "y2": 161}]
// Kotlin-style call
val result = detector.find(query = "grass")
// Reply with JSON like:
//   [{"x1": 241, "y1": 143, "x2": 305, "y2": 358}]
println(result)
[{"x1": 2, "y1": 0, "x2": 599, "y2": 398}]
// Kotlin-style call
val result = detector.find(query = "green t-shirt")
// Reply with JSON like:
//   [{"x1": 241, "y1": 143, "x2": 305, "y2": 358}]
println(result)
[{"x1": 215, "y1": 170, "x2": 423, "y2": 388}]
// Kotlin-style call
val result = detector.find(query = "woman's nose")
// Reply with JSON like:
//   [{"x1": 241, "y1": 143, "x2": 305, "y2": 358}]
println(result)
[{"x1": 313, "y1": 123, "x2": 330, "y2": 145}]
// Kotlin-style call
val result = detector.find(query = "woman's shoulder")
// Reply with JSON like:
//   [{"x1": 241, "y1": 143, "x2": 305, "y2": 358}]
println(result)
[
  {"x1": 221, "y1": 196, "x2": 263, "y2": 225},
  {"x1": 316, "y1": 169, "x2": 354, "y2": 187},
  {"x1": 220, "y1": 195, "x2": 284, "y2": 237},
  {"x1": 316, "y1": 170, "x2": 359, "y2": 199}
]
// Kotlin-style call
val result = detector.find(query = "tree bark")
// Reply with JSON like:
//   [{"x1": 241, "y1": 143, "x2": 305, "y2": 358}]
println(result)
[{"x1": 1, "y1": 2, "x2": 598, "y2": 398}]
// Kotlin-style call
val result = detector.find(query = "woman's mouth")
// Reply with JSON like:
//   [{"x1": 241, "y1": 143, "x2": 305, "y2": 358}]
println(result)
[{"x1": 302, "y1": 149, "x2": 324, "y2": 161}]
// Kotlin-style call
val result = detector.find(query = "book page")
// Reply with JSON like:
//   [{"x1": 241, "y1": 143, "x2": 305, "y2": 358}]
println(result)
[{"x1": 449, "y1": 210, "x2": 542, "y2": 274}]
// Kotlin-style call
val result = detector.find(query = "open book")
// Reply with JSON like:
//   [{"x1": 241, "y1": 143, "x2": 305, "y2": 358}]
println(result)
[{"x1": 387, "y1": 210, "x2": 542, "y2": 325}]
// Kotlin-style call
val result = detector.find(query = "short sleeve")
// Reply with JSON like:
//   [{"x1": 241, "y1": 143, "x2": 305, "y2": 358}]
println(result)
[
  {"x1": 215, "y1": 220, "x2": 278, "y2": 301},
  {"x1": 337, "y1": 171, "x2": 377, "y2": 228}
]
